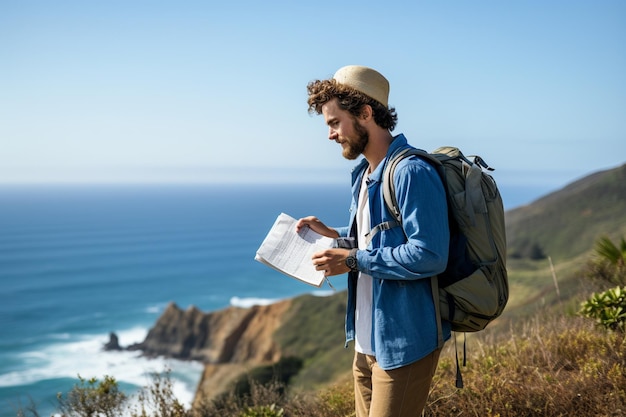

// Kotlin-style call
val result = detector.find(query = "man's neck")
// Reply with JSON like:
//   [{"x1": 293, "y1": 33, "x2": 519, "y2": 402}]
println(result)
[{"x1": 363, "y1": 130, "x2": 394, "y2": 173}]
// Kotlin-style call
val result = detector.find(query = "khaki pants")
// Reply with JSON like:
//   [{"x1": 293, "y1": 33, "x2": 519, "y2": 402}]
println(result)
[{"x1": 353, "y1": 349, "x2": 441, "y2": 417}]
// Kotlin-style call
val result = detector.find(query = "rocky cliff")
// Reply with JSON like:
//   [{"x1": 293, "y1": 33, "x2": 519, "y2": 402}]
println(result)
[
  {"x1": 128, "y1": 300, "x2": 292, "y2": 364},
  {"x1": 127, "y1": 291, "x2": 351, "y2": 406},
  {"x1": 128, "y1": 298, "x2": 294, "y2": 401}
]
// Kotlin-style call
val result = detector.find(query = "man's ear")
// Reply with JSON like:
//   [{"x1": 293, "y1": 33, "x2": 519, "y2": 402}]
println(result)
[{"x1": 360, "y1": 105, "x2": 373, "y2": 121}]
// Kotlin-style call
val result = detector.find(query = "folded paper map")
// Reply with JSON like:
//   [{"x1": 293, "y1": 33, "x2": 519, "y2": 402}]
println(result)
[{"x1": 255, "y1": 213, "x2": 335, "y2": 287}]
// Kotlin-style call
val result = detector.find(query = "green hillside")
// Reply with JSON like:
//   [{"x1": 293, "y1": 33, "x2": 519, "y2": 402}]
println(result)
[
  {"x1": 506, "y1": 163, "x2": 626, "y2": 262},
  {"x1": 502, "y1": 163, "x2": 626, "y2": 321},
  {"x1": 274, "y1": 293, "x2": 353, "y2": 389}
]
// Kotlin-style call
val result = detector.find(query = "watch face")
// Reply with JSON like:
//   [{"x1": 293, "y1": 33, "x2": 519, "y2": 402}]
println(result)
[{"x1": 346, "y1": 256, "x2": 357, "y2": 269}]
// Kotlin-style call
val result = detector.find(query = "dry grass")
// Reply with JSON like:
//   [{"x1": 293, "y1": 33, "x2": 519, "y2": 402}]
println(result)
[
  {"x1": 425, "y1": 315, "x2": 625, "y2": 416},
  {"x1": 190, "y1": 313, "x2": 624, "y2": 417}
]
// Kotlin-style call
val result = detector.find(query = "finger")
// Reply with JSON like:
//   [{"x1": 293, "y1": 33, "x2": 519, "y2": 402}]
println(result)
[{"x1": 311, "y1": 251, "x2": 325, "y2": 261}]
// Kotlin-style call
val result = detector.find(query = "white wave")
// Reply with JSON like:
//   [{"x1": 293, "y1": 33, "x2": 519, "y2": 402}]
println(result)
[
  {"x1": 0, "y1": 326, "x2": 203, "y2": 409},
  {"x1": 115, "y1": 326, "x2": 150, "y2": 345},
  {"x1": 229, "y1": 296, "x2": 281, "y2": 308},
  {"x1": 230, "y1": 289, "x2": 339, "y2": 309},
  {"x1": 144, "y1": 303, "x2": 167, "y2": 314},
  {"x1": 311, "y1": 290, "x2": 336, "y2": 297}
]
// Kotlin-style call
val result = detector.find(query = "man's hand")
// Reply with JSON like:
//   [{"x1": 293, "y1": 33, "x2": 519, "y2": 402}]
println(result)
[
  {"x1": 312, "y1": 248, "x2": 351, "y2": 277},
  {"x1": 296, "y1": 216, "x2": 347, "y2": 276},
  {"x1": 296, "y1": 216, "x2": 340, "y2": 238}
]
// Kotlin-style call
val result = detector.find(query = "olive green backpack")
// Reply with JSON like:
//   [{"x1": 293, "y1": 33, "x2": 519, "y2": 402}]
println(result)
[{"x1": 369, "y1": 146, "x2": 509, "y2": 387}]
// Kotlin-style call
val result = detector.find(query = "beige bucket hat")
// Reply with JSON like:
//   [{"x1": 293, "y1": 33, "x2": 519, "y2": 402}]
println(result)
[{"x1": 332, "y1": 65, "x2": 390, "y2": 108}]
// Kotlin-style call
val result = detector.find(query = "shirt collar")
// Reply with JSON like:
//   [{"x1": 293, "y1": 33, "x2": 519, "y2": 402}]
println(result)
[{"x1": 367, "y1": 133, "x2": 408, "y2": 184}]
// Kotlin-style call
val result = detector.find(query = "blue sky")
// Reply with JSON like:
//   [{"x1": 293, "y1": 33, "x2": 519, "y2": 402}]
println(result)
[{"x1": 1, "y1": 0, "x2": 624, "y2": 191}]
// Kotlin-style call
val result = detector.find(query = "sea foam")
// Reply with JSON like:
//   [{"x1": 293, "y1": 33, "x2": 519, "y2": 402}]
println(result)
[
  {"x1": 0, "y1": 326, "x2": 203, "y2": 408},
  {"x1": 229, "y1": 296, "x2": 281, "y2": 308}
]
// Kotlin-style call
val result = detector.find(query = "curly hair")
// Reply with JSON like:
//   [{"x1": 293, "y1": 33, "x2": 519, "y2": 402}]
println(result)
[{"x1": 307, "y1": 79, "x2": 398, "y2": 131}]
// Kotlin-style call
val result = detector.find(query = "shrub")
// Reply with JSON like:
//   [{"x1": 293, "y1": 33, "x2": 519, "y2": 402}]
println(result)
[
  {"x1": 56, "y1": 375, "x2": 127, "y2": 417},
  {"x1": 584, "y1": 236, "x2": 626, "y2": 286},
  {"x1": 238, "y1": 404, "x2": 284, "y2": 417},
  {"x1": 128, "y1": 369, "x2": 188, "y2": 417},
  {"x1": 579, "y1": 286, "x2": 626, "y2": 332},
  {"x1": 231, "y1": 357, "x2": 303, "y2": 399}
]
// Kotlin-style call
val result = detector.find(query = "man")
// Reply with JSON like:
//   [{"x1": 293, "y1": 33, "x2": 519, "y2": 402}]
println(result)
[{"x1": 296, "y1": 65, "x2": 451, "y2": 417}]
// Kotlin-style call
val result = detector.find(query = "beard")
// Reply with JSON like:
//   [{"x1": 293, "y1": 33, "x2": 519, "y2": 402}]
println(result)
[{"x1": 342, "y1": 118, "x2": 369, "y2": 160}]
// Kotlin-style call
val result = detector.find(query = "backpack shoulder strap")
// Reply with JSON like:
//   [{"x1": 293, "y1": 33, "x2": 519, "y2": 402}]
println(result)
[
  {"x1": 365, "y1": 147, "x2": 441, "y2": 246},
  {"x1": 378, "y1": 147, "x2": 446, "y2": 349},
  {"x1": 382, "y1": 147, "x2": 442, "y2": 224}
]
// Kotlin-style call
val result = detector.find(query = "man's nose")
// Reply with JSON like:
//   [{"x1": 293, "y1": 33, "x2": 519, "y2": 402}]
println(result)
[{"x1": 328, "y1": 127, "x2": 338, "y2": 140}]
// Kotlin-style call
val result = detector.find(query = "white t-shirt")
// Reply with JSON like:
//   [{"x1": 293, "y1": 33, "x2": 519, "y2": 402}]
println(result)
[{"x1": 355, "y1": 172, "x2": 374, "y2": 355}]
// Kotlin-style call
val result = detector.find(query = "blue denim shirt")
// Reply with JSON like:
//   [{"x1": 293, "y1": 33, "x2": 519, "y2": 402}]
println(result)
[{"x1": 335, "y1": 134, "x2": 451, "y2": 370}]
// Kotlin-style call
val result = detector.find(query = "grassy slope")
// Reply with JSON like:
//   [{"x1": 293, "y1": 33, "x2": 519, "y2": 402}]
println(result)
[
  {"x1": 503, "y1": 163, "x2": 626, "y2": 322},
  {"x1": 506, "y1": 163, "x2": 626, "y2": 262},
  {"x1": 273, "y1": 292, "x2": 353, "y2": 390}
]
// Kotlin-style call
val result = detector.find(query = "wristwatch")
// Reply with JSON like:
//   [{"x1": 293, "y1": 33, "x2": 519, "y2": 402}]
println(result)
[{"x1": 345, "y1": 248, "x2": 358, "y2": 272}]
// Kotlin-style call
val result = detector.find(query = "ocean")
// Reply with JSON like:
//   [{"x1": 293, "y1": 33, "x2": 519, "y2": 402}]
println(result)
[{"x1": 0, "y1": 182, "x2": 545, "y2": 416}]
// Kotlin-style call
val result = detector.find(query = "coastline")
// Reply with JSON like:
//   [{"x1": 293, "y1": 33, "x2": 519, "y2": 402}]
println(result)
[{"x1": 0, "y1": 291, "x2": 340, "y2": 416}]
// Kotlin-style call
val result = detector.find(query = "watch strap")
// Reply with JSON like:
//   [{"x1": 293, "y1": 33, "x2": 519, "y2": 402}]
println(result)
[{"x1": 346, "y1": 248, "x2": 358, "y2": 272}]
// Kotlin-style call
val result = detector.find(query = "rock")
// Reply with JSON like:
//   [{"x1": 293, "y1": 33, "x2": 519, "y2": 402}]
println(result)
[
  {"x1": 126, "y1": 292, "x2": 349, "y2": 406},
  {"x1": 127, "y1": 300, "x2": 291, "y2": 363},
  {"x1": 103, "y1": 332, "x2": 122, "y2": 351}
]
